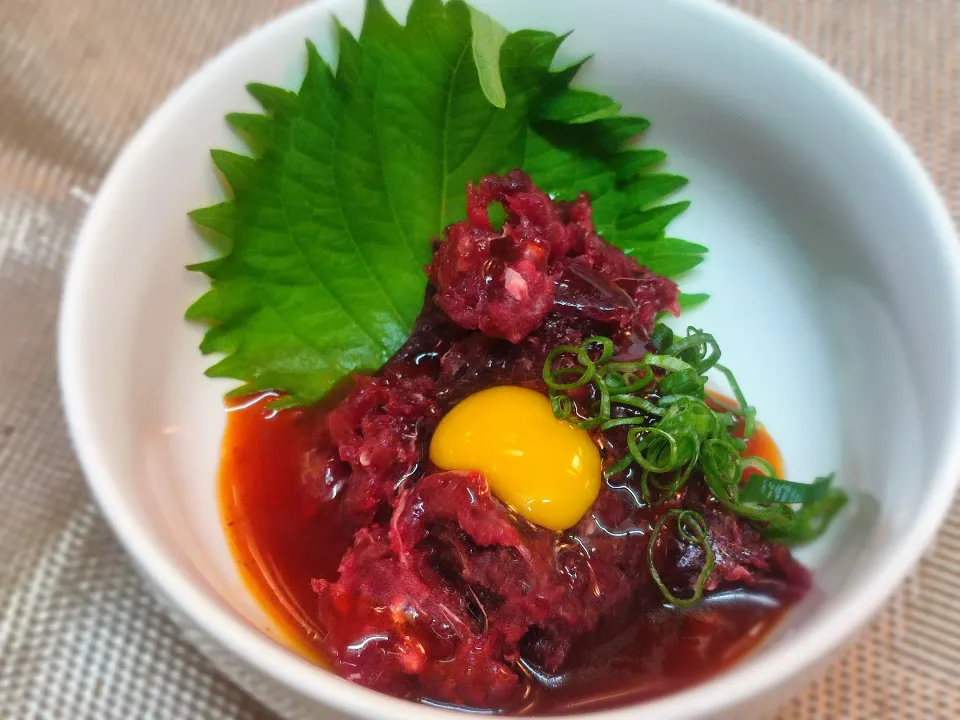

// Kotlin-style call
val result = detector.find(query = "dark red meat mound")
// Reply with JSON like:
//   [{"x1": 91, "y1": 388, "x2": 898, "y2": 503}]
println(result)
[
  {"x1": 429, "y1": 170, "x2": 678, "y2": 344},
  {"x1": 308, "y1": 172, "x2": 809, "y2": 710},
  {"x1": 315, "y1": 472, "x2": 601, "y2": 707},
  {"x1": 322, "y1": 372, "x2": 440, "y2": 525},
  {"x1": 669, "y1": 501, "x2": 812, "y2": 600},
  {"x1": 313, "y1": 518, "x2": 523, "y2": 706}
]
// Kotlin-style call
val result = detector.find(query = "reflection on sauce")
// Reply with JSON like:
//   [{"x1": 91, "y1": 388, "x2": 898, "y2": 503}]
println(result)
[
  {"x1": 220, "y1": 391, "x2": 791, "y2": 714},
  {"x1": 219, "y1": 392, "x2": 349, "y2": 666}
]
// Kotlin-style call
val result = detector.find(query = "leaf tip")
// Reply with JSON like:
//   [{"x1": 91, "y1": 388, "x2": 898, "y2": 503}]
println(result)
[
  {"x1": 185, "y1": 259, "x2": 222, "y2": 276},
  {"x1": 331, "y1": 13, "x2": 353, "y2": 40},
  {"x1": 677, "y1": 292, "x2": 710, "y2": 312}
]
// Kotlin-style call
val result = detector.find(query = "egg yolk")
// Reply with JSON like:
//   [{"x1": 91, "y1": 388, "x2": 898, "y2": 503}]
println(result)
[{"x1": 429, "y1": 386, "x2": 601, "y2": 531}]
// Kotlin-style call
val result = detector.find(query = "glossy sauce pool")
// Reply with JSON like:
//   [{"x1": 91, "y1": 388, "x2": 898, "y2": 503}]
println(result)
[{"x1": 220, "y1": 392, "x2": 790, "y2": 715}]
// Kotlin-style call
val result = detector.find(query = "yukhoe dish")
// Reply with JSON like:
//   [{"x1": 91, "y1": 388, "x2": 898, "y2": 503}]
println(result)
[
  {"x1": 217, "y1": 171, "x2": 844, "y2": 714},
  {"x1": 189, "y1": 1, "x2": 847, "y2": 715}
]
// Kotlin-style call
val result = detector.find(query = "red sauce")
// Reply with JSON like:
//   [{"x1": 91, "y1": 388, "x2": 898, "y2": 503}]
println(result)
[{"x1": 220, "y1": 392, "x2": 791, "y2": 715}]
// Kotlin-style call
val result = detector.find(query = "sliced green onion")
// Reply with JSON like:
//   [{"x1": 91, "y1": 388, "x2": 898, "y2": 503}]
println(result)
[
  {"x1": 740, "y1": 473, "x2": 833, "y2": 505},
  {"x1": 543, "y1": 345, "x2": 594, "y2": 389},
  {"x1": 569, "y1": 376, "x2": 612, "y2": 430},
  {"x1": 578, "y1": 336, "x2": 614, "y2": 366},
  {"x1": 668, "y1": 328, "x2": 721, "y2": 373},
  {"x1": 595, "y1": 376, "x2": 611, "y2": 424},
  {"x1": 550, "y1": 393, "x2": 573, "y2": 420},
  {"x1": 647, "y1": 509, "x2": 714, "y2": 609},
  {"x1": 701, "y1": 437, "x2": 742, "y2": 487},
  {"x1": 541, "y1": 331, "x2": 847, "y2": 547},
  {"x1": 603, "y1": 366, "x2": 655, "y2": 394},
  {"x1": 603, "y1": 453, "x2": 634, "y2": 479},
  {"x1": 627, "y1": 427, "x2": 679, "y2": 474},
  {"x1": 741, "y1": 455, "x2": 776, "y2": 478},
  {"x1": 763, "y1": 484, "x2": 848, "y2": 545},
  {"x1": 659, "y1": 369, "x2": 707, "y2": 397},
  {"x1": 658, "y1": 394, "x2": 692, "y2": 406},
  {"x1": 616, "y1": 395, "x2": 667, "y2": 416},
  {"x1": 604, "y1": 361, "x2": 649, "y2": 374},
  {"x1": 714, "y1": 362, "x2": 756, "y2": 438},
  {"x1": 644, "y1": 353, "x2": 695, "y2": 373},
  {"x1": 704, "y1": 476, "x2": 787, "y2": 524},
  {"x1": 600, "y1": 417, "x2": 648, "y2": 431},
  {"x1": 647, "y1": 457, "x2": 697, "y2": 498},
  {"x1": 651, "y1": 323, "x2": 674, "y2": 353}
]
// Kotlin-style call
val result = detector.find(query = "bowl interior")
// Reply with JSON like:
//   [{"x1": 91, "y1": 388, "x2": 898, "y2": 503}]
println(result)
[{"x1": 60, "y1": 0, "x2": 960, "y2": 718}]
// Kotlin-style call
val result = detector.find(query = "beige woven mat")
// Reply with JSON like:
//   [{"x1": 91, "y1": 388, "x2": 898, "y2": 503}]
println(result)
[{"x1": 1, "y1": 0, "x2": 957, "y2": 718}]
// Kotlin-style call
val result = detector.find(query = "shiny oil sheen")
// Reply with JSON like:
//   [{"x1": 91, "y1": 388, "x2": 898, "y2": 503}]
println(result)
[{"x1": 429, "y1": 386, "x2": 602, "y2": 531}]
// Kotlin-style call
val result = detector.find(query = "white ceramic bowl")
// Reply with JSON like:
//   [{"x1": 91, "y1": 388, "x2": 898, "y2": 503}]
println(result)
[{"x1": 59, "y1": 0, "x2": 960, "y2": 718}]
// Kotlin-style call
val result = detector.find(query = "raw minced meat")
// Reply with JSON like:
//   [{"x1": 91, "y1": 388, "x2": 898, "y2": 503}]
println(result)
[
  {"x1": 429, "y1": 170, "x2": 678, "y2": 344},
  {"x1": 307, "y1": 171, "x2": 809, "y2": 710}
]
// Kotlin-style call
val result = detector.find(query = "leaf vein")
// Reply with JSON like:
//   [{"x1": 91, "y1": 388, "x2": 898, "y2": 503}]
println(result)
[
  {"x1": 273, "y1": 187, "x2": 391, "y2": 353},
  {"x1": 439, "y1": 40, "x2": 472, "y2": 229}
]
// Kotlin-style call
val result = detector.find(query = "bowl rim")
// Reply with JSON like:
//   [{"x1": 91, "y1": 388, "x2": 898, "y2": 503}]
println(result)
[{"x1": 58, "y1": 0, "x2": 960, "y2": 718}]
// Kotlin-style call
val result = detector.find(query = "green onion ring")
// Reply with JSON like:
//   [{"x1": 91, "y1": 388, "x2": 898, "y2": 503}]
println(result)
[
  {"x1": 603, "y1": 454, "x2": 634, "y2": 479},
  {"x1": 600, "y1": 417, "x2": 648, "y2": 431},
  {"x1": 550, "y1": 393, "x2": 573, "y2": 420},
  {"x1": 714, "y1": 362, "x2": 756, "y2": 438},
  {"x1": 651, "y1": 323, "x2": 674, "y2": 352},
  {"x1": 647, "y1": 509, "x2": 714, "y2": 609},
  {"x1": 543, "y1": 345, "x2": 595, "y2": 390},
  {"x1": 616, "y1": 395, "x2": 667, "y2": 416},
  {"x1": 701, "y1": 437, "x2": 743, "y2": 487},
  {"x1": 643, "y1": 353, "x2": 696, "y2": 373},
  {"x1": 578, "y1": 336, "x2": 614, "y2": 366},
  {"x1": 540, "y1": 330, "x2": 847, "y2": 547},
  {"x1": 603, "y1": 368, "x2": 655, "y2": 394},
  {"x1": 741, "y1": 455, "x2": 776, "y2": 478},
  {"x1": 668, "y1": 328, "x2": 721, "y2": 373},
  {"x1": 628, "y1": 427, "x2": 679, "y2": 474}
]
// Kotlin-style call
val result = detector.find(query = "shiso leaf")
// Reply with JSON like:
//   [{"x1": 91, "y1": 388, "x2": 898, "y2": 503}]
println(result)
[
  {"x1": 188, "y1": 0, "x2": 702, "y2": 407},
  {"x1": 627, "y1": 238, "x2": 707, "y2": 278},
  {"x1": 677, "y1": 292, "x2": 709, "y2": 311},
  {"x1": 210, "y1": 150, "x2": 256, "y2": 194},
  {"x1": 468, "y1": 5, "x2": 510, "y2": 109},
  {"x1": 541, "y1": 89, "x2": 622, "y2": 124}
]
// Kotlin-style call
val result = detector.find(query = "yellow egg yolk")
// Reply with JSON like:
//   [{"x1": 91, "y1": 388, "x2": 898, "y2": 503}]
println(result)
[{"x1": 429, "y1": 386, "x2": 601, "y2": 531}]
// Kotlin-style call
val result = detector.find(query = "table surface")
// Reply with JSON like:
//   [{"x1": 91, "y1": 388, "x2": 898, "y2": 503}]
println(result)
[{"x1": 1, "y1": 1, "x2": 957, "y2": 718}]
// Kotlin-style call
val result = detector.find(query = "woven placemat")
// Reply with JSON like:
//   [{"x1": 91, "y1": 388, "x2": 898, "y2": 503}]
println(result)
[{"x1": 1, "y1": 1, "x2": 956, "y2": 718}]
